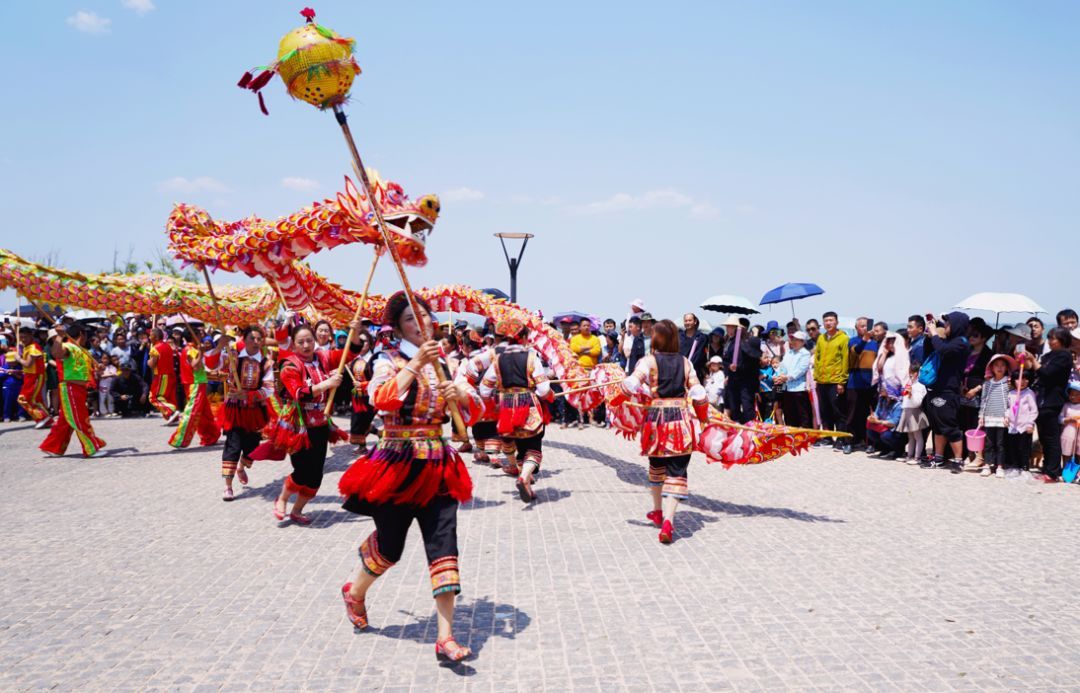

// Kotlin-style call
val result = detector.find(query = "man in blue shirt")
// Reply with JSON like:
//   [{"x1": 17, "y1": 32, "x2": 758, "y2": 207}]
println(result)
[{"x1": 907, "y1": 315, "x2": 927, "y2": 366}]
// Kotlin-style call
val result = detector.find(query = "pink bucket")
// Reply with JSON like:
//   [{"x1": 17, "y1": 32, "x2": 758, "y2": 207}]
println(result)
[{"x1": 964, "y1": 428, "x2": 986, "y2": 452}]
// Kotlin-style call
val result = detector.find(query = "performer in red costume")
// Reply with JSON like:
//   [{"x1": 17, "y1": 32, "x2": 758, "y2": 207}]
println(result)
[
  {"x1": 478, "y1": 317, "x2": 553, "y2": 502},
  {"x1": 40, "y1": 323, "x2": 107, "y2": 458},
  {"x1": 147, "y1": 328, "x2": 180, "y2": 424},
  {"x1": 221, "y1": 326, "x2": 274, "y2": 501},
  {"x1": 338, "y1": 292, "x2": 478, "y2": 663},
  {"x1": 168, "y1": 331, "x2": 221, "y2": 449},
  {"x1": 268, "y1": 322, "x2": 358, "y2": 524},
  {"x1": 617, "y1": 319, "x2": 709, "y2": 544},
  {"x1": 16, "y1": 330, "x2": 51, "y2": 428}
]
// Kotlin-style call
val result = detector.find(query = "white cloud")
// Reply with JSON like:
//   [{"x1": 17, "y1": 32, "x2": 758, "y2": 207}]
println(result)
[
  {"x1": 441, "y1": 187, "x2": 485, "y2": 202},
  {"x1": 281, "y1": 176, "x2": 320, "y2": 191},
  {"x1": 67, "y1": 11, "x2": 111, "y2": 33},
  {"x1": 121, "y1": 0, "x2": 155, "y2": 15},
  {"x1": 571, "y1": 189, "x2": 702, "y2": 215},
  {"x1": 157, "y1": 176, "x2": 230, "y2": 194},
  {"x1": 690, "y1": 203, "x2": 720, "y2": 220}
]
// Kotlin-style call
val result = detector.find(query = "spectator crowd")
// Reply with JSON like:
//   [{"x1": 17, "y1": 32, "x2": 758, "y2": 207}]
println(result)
[{"x1": 3, "y1": 302, "x2": 1080, "y2": 484}]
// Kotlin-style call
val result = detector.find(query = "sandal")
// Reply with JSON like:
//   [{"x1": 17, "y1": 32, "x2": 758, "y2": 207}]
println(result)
[
  {"x1": 646, "y1": 509, "x2": 663, "y2": 528},
  {"x1": 273, "y1": 499, "x2": 286, "y2": 521},
  {"x1": 340, "y1": 583, "x2": 369, "y2": 630},
  {"x1": 516, "y1": 476, "x2": 536, "y2": 503},
  {"x1": 290, "y1": 512, "x2": 313, "y2": 525},
  {"x1": 237, "y1": 465, "x2": 249, "y2": 486},
  {"x1": 435, "y1": 636, "x2": 473, "y2": 662}
]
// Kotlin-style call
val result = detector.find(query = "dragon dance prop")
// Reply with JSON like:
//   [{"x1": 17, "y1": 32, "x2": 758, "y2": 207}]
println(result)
[
  {"x1": 235, "y1": 7, "x2": 465, "y2": 434},
  {"x1": 0, "y1": 248, "x2": 279, "y2": 325}
]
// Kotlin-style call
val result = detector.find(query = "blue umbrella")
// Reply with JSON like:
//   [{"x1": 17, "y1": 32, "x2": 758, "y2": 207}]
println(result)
[
  {"x1": 760, "y1": 282, "x2": 824, "y2": 318},
  {"x1": 552, "y1": 311, "x2": 599, "y2": 331},
  {"x1": 481, "y1": 287, "x2": 510, "y2": 301}
]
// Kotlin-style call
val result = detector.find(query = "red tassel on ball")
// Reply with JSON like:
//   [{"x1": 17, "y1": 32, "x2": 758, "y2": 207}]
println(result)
[
  {"x1": 257, "y1": 92, "x2": 269, "y2": 115},
  {"x1": 237, "y1": 71, "x2": 253, "y2": 89}
]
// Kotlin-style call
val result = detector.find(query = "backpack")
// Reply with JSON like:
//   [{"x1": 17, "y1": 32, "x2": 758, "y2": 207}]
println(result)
[
  {"x1": 918, "y1": 336, "x2": 967, "y2": 387},
  {"x1": 917, "y1": 352, "x2": 940, "y2": 387}
]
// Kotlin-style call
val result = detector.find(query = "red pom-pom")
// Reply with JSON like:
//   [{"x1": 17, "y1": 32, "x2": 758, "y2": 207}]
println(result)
[
  {"x1": 248, "y1": 69, "x2": 274, "y2": 91},
  {"x1": 300, "y1": 7, "x2": 316, "y2": 21},
  {"x1": 237, "y1": 71, "x2": 253, "y2": 89}
]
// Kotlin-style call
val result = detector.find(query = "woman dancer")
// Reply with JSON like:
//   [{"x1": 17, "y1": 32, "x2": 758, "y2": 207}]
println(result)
[
  {"x1": 616, "y1": 319, "x2": 709, "y2": 544},
  {"x1": 478, "y1": 317, "x2": 552, "y2": 502},
  {"x1": 269, "y1": 323, "x2": 354, "y2": 523},
  {"x1": 221, "y1": 326, "x2": 274, "y2": 501},
  {"x1": 348, "y1": 331, "x2": 376, "y2": 446},
  {"x1": 338, "y1": 291, "x2": 476, "y2": 663}
]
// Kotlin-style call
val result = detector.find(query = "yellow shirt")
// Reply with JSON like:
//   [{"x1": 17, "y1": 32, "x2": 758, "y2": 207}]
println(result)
[
  {"x1": 569, "y1": 333, "x2": 602, "y2": 370},
  {"x1": 813, "y1": 331, "x2": 850, "y2": 384}
]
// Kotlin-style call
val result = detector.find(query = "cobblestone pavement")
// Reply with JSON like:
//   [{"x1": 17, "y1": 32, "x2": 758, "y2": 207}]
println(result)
[{"x1": 1, "y1": 416, "x2": 1079, "y2": 691}]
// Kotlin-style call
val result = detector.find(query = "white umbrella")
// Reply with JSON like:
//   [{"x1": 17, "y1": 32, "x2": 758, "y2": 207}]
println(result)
[
  {"x1": 164, "y1": 314, "x2": 203, "y2": 327},
  {"x1": 699, "y1": 294, "x2": 760, "y2": 315},
  {"x1": 63, "y1": 309, "x2": 106, "y2": 321},
  {"x1": 952, "y1": 292, "x2": 1045, "y2": 328}
]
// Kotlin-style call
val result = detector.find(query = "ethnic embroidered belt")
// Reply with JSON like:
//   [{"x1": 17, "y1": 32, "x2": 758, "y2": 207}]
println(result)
[
  {"x1": 650, "y1": 397, "x2": 687, "y2": 408},
  {"x1": 383, "y1": 426, "x2": 443, "y2": 441}
]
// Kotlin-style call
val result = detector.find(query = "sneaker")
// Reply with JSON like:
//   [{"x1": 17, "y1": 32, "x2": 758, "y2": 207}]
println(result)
[
  {"x1": 813, "y1": 439, "x2": 832, "y2": 449},
  {"x1": 979, "y1": 467, "x2": 992, "y2": 477},
  {"x1": 88, "y1": 449, "x2": 109, "y2": 459},
  {"x1": 919, "y1": 456, "x2": 944, "y2": 469},
  {"x1": 34, "y1": 415, "x2": 55, "y2": 430},
  {"x1": 995, "y1": 467, "x2": 1006, "y2": 478},
  {"x1": 905, "y1": 456, "x2": 922, "y2": 465},
  {"x1": 881, "y1": 452, "x2": 898, "y2": 460},
  {"x1": 842, "y1": 445, "x2": 853, "y2": 455},
  {"x1": 948, "y1": 459, "x2": 964, "y2": 474},
  {"x1": 42, "y1": 451, "x2": 63, "y2": 458}
]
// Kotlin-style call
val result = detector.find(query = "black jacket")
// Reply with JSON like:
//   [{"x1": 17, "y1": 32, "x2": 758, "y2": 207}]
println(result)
[
  {"x1": 926, "y1": 311, "x2": 970, "y2": 393},
  {"x1": 679, "y1": 330, "x2": 709, "y2": 380},
  {"x1": 1035, "y1": 349, "x2": 1072, "y2": 413},
  {"x1": 625, "y1": 334, "x2": 646, "y2": 374}
]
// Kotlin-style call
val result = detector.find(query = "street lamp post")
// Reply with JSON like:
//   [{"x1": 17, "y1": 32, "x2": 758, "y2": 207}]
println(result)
[{"x1": 494, "y1": 232, "x2": 534, "y2": 303}]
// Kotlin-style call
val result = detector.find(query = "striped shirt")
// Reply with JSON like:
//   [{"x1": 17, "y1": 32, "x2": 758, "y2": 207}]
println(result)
[{"x1": 979, "y1": 377, "x2": 1010, "y2": 426}]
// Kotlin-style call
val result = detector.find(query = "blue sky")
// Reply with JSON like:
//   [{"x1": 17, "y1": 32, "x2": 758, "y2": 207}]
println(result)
[{"x1": 2, "y1": 1, "x2": 1078, "y2": 326}]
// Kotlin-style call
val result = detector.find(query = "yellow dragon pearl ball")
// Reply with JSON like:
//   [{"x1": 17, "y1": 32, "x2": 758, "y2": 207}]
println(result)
[{"x1": 276, "y1": 24, "x2": 358, "y2": 108}]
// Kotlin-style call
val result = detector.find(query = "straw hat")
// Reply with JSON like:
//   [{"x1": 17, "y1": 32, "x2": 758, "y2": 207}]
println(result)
[{"x1": 720, "y1": 315, "x2": 742, "y2": 328}]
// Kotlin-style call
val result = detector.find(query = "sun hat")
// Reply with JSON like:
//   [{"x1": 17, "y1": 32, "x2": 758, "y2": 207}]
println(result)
[
  {"x1": 629, "y1": 298, "x2": 647, "y2": 311},
  {"x1": 984, "y1": 353, "x2": 1017, "y2": 378},
  {"x1": 791, "y1": 330, "x2": 809, "y2": 341},
  {"x1": 639, "y1": 312, "x2": 654, "y2": 322},
  {"x1": 766, "y1": 320, "x2": 780, "y2": 332},
  {"x1": 1006, "y1": 324, "x2": 1031, "y2": 340},
  {"x1": 709, "y1": 355, "x2": 722, "y2": 364},
  {"x1": 720, "y1": 315, "x2": 742, "y2": 328},
  {"x1": 1068, "y1": 381, "x2": 1080, "y2": 393}
]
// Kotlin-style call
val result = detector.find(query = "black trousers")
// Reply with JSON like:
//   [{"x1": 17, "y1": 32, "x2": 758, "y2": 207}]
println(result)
[
  {"x1": 371, "y1": 494, "x2": 459, "y2": 564},
  {"x1": 648, "y1": 454, "x2": 691, "y2": 499},
  {"x1": 511, "y1": 431, "x2": 544, "y2": 469},
  {"x1": 350, "y1": 408, "x2": 375, "y2": 442},
  {"x1": 844, "y1": 387, "x2": 875, "y2": 445},
  {"x1": 223, "y1": 428, "x2": 262, "y2": 462},
  {"x1": 781, "y1": 391, "x2": 812, "y2": 428},
  {"x1": 726, "y1": 378, "x2": 757, "y2": 424},
  {"x1": 1036, "y1": 410, "x2": 1063, "y2": 478},
  {"x1": 472, "y1": 420, "x2": 498, "y2": 444},
  {"x1": 982, "y1": 427, "x2": 1007, "y2": 467},
  {"x1": 815, "y1": 383, "x2": 845, "y2": 438},
  {"x1": 289, "y1": 424, "x2": 330, "y2": 495},
  {"x1": 1005, "y1": 432, "x2": 1033, "y2": 470}
]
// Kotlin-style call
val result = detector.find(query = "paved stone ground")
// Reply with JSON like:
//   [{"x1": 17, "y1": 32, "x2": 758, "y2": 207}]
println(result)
[{"x1": 1, "y1": 416, "x2": 1079, "y2": 691}]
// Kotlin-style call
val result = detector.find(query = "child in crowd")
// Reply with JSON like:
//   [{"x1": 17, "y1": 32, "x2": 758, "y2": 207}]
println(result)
[
  {"x1": 897, "y1": 362, "x2": 929, "y2": 464},
  {"x1": 977, "y1": 354, "x2": 1013, "y2": 478},
  {"x1": 1059, "y1": 381, "x2": 1080, "y2": 482},
  {"x1": 1004, "y1": 369, "x2": 1038, "y2": 479},
  {"x1": 704, "y1": 356, "x2": 725, "y2": 409},
  {"x1": 97, "y1": 354, "x2": 119, "y2": 418}
]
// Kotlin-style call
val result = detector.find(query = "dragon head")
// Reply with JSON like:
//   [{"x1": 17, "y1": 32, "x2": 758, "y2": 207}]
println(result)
[{"x1": 336, "y1": 174, "x2": 440, "y2": 267}]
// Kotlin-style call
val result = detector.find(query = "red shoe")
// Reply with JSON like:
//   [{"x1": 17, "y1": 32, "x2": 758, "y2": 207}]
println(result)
[
  {"x1": 435, "y1": 636, "x2": 473, "y2": 662},
  {"x1": 658, "y1": 519, "x2": 674, "y2": 544},
  {"x1": 237, "y1": 466, "x2": 249, "y2": 485},
  {"x1": 290, "y1": 512, "x2": 313, "y2": 525},
  {"x1": 473, "y1": 452, "x2": 490, "y2": 465},
  {"x1": 273, "y1": 499, "x2": 286, "y2": 521},
  {"x1": 502, "y1": 459, "x2": 520, "y2": 476},
  {"x1": 646, "y1": 510, "x2": 663, "y2": 528},
  {"x1": 1041, "y1": 475, "x2": 1060, "y2": 484},
  {"x1": 341, "y1": 583, "x2": 368, "y2": 630}
]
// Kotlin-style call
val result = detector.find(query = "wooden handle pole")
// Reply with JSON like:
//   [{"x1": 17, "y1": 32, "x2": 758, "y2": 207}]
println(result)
[
  {"x1": 554, "y1": 379, "x2": 624, "y2": 398},
  {"x1": 323, "y1": 251, "x2": 380, "y2": 416},
  {"x1": 332, "y1": 106, "x2": 467, "y2": 437}
]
